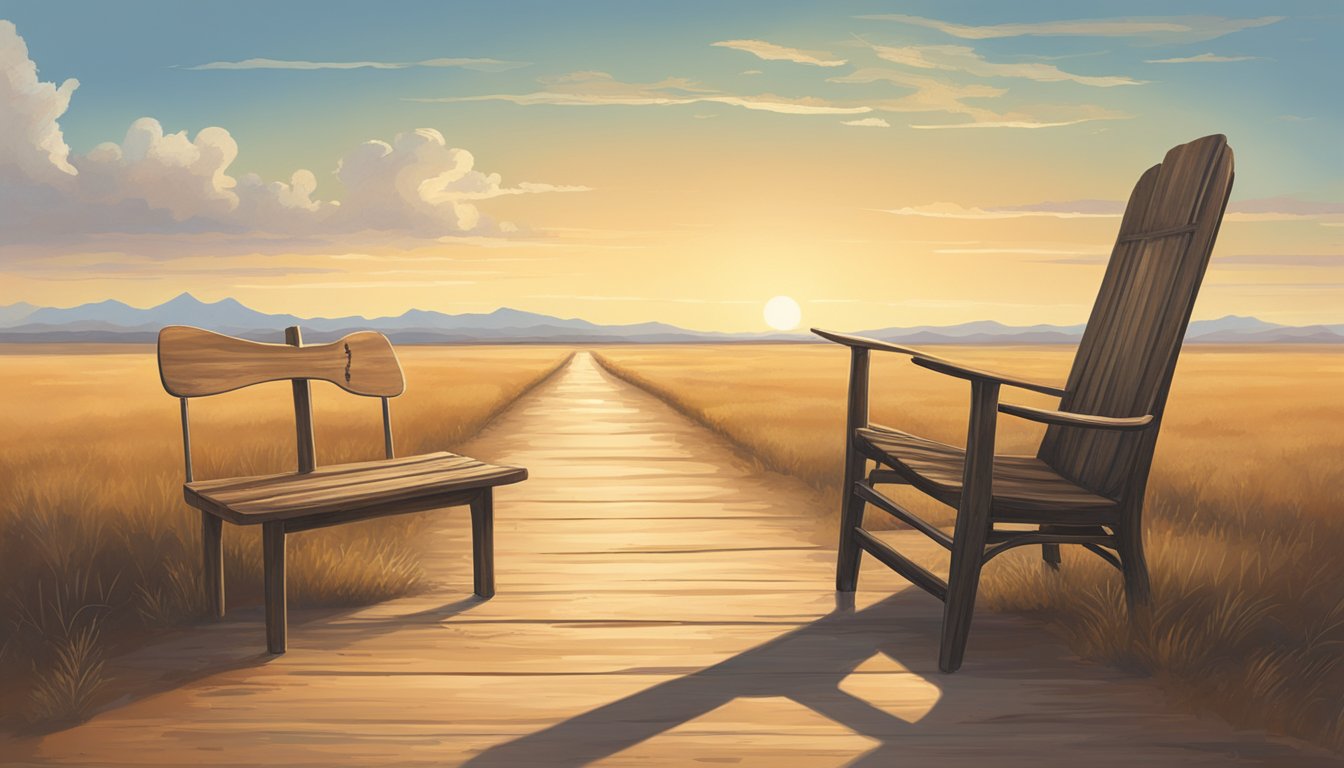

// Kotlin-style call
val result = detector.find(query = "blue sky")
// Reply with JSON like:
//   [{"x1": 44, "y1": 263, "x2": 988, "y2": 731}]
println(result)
[{"x1": 1, "y1": 2, "x2": 1340, "y2": 328}]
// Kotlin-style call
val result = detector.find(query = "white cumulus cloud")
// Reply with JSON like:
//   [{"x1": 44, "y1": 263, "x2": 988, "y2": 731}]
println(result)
[
  {"x1": 0, "y1": 23, "x2": 584, "y2": 246},
  {"x1": 0, "y1": 20, "x2": 79, "y2": 181}
]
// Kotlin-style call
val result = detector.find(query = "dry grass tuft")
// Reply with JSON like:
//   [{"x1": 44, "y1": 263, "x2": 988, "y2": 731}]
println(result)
[
  {"x1": 0, "y1": 343, "x2": 570, "y2": 726},
  {"x1": 595, "y1": 343, "x2": 1344, "y2": 753}
]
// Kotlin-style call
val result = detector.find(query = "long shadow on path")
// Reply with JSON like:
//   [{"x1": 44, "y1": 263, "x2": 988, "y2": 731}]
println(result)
[{"x1": 462, "y1": 591, "x2": 947, "y2": 767}]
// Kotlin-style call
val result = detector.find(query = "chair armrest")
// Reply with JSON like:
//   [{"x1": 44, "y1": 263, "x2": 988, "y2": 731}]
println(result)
[
  {"x1": 813, "y1": 328, "x2": 1067, "y2": 397},
  {"x1": 999, "y1": 402, "x2": 1154, "y2": 431},
  {"x1": 811, "y1": 328, "x2": 927, "y2": 357},
  {"x1": 910, "y1": 358, "x2": 1066, "y2": 398}
]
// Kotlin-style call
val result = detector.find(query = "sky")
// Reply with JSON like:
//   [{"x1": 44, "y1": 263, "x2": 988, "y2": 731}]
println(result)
[{"x1": 1, "y1": 1, "x2": 1341, "y2": 331}]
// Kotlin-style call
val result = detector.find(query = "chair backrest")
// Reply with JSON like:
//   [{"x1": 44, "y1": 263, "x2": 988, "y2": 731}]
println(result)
[
  {"x1": 1039, "y1": 134, "x2": 1234, "y2": 500},
  {"x1": 158, "y1": 326, "x2": 404, "y2": 398},
  {"x1": 158, "y1": 325, "x2": 405, "y2": 480}
]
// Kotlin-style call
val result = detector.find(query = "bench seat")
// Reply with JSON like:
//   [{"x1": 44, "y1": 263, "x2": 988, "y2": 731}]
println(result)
[{"x1": 186, "y1": 452, "x2": 527, "y2": 527}]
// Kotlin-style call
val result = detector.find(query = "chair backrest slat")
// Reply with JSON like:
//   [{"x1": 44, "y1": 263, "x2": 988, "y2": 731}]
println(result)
[
  {"x1": 158, "y1": 326, "x2": 405, "y2": 398},
  {"x1": 1039, "y1": 134, "x2": 1234, "y2": 499}
]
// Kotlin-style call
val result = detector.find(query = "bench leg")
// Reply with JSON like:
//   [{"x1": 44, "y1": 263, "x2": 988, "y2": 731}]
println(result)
[
  {"x1": 471, "y1": 488, "x2": 495, "y2": 599},
  {"x1": 263, "y1": 521, "x2": 287, "y2": 653},
  {"x1": 202, "y1": 512, "x2": 225, "y2": 618}
]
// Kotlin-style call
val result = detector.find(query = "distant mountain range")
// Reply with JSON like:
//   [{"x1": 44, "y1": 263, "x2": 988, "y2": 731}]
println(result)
[{"x1": 0, "y1": 294, "x2": 1339, "y2": 345}]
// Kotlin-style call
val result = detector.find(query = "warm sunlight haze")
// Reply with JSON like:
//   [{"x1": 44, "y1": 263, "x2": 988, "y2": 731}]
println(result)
[{"x1": 1, "y1": 4, "x2": 1342, "y2": 766}]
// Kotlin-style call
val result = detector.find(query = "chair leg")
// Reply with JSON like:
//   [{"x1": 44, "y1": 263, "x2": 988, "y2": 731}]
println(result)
[
  {"x1": 940, "y1": 378, "x2": 998, "y2": 673},
  {"x1": 262, "y1": 521, "x2": 287, "y2": 654},
  {"x1": 835, "y1": 458, "x2": 867, "y2": 592},
  {"x1": 471, "y1": 488, "x2": 495, "y2": 599},
  {"x1": 1041, "y1": 535, "x2": 1061, "y2": 571},
  {"x1": 1116, "y1": 525, "x2": 1151, "y2": 614},
  {"x1": 202, "y1": 512, "x2": 225, "y2": 618},
  {"x1": 939, "y1": 520, "x2": 990, "y2": 673}
]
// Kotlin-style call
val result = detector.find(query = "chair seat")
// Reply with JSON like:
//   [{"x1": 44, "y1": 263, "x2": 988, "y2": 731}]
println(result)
[
  {"x1": 185, "y1": 451, "x2": 527, "y2": 525},
  {"x1": 857, "y1": 425, "x2": 1118, "y2": 523}
]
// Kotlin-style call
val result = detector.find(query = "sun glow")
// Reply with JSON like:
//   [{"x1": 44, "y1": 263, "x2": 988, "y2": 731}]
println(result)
[{"x1": 763, "y1": 295, "x2": 802, "y2": 331}]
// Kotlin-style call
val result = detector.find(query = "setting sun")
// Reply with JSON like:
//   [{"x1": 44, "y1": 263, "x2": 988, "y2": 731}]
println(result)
[{"x1": 764, "y1": 295, "x2": 802, "y2": 331}]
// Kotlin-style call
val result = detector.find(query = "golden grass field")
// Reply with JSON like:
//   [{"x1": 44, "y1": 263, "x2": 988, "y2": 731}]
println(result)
[
  {"x1": 593, "y1": 344, "x2": 1344, "y2": 753},
  {"x1": 0, "y1": 344, "x2": 570, "y2": 726}
]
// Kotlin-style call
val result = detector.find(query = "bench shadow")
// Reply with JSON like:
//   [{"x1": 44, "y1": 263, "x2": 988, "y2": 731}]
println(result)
[
  {"x1": 11, "y1": 592, "x2": 489, "y2": 736},
  {"x1": 460, "y1": 590, "x2": 958, "y2": 767}
]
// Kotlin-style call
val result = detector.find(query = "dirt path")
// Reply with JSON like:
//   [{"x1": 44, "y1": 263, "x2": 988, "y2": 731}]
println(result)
[{"x1": 2, "y1": 353, "x2": 1336, "y2": 767}]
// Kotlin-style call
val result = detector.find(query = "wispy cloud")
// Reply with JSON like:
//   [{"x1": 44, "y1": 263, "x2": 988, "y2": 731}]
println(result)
[
  {"x1": 934, "y1": 247, "x2": 1110, "y2": 256},
  {"x1": 186, "y1": 57, "x2": 529, "y2": 72},
  {"x1": 526, "y1": 294, "x2": 757, "y2": 304},
  {"x1": 865, "y1": 41, "x2": 1145, "y2": 87},
  {"x1": 856, "y1": 14, "x2": 1284, "y2": 44},
  {"x1": 412, "y1": 71, "x2": 871, "y2": 116},
  {"x1": 1226, "y1": 196, "x2": 1344, "y2": 222},
  {"x1": 1216, "y1": 254, "x2": 1344, "y2": 267},
  {"x1": 1145, "y1": 53, "x2": 1265, "y2": 64},
  {"x1": 880, "y1": 201, "x2": 1122, "y2": 219},
  {"x1": 842, "y1": 117, "x2": 890, "y2": 127},
  {"x1": 711, "y1": 39, "x2": 846, "y2": 67},
  {"x1": 831, "y1": 68, "x2": 1004, "y2": 116},
  {"x1": 829, "y1": 67, "x2": 1127, "y2": 129},
  {"x1": 911, "y1": 116, "x2": 1125, "y2": 130},
  {"x1": 882, "y1": 198, "x2": 1344, "y2": 224},
  {"x1": 238, "y1": 280, "x2": 478, "y2": 289}
]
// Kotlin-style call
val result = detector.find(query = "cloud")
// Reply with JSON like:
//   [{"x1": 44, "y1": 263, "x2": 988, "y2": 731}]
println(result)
[
  {"x1": 711, "y1": 39, "x2": 846, "y2": 67},
  {"x1": 0, "y1": 20, "x2": 79, "y2": 182},
  {"x1": 526, "y1": 294, "x2": 757, "y2": 305},
  {"x1": 0, "y1": 24, "x2": 583, "y2": 246},
  {"x1": 1216, "y1": 254, "x2": 1344, "y2": 267},
  {"x1": 910, "y1": 115, "x2": 1125, "y2": 129},
  {"x1": 741, "y1": 69, "x2": 763, "y2": 76},
  {"x1": 842, "y1": 117, "x2": 891, "y2": 127},
  {"x1": 187, "y1": 57, "x2": 528, "y2": 72},
  {"x1": 1144, "y1": 53, "x2": 1264, "y2": 64},
  {"x1": 856, "y1": 14, "x2": 1284, "y2": 44},
  {"x1": 830, "y1": 68, "x2": 1005, "y2": 117},
  {"x1": 934, "y1": 247, "x2": 1110, "y2": 256},
  {"x1": 1225, "y1": 196, "x2": 1344, "y2": 222},
  {"x1": 414, "y1": 71, "x2": 871, "y2": 116},
  {"x1": 828, "y1": 67, "x2": 1128, "y2": 129},
  {"x1": 882, "y1": 197, "x2": 1344, "y2": 224},
  {"x1": 866, "y1": 41, "x2": 1144, "y2": 87},
  {"x1": 881, "y1": 201, "x2": 1122, "y2": 219},
  {"x1": 332, "y1": 128, "x2": 590, "y2": 232}
]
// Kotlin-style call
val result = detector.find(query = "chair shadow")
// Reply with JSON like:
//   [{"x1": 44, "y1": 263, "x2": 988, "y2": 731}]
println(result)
[{"x1": 461, "y1": 590, "x2": 956, "y2": 767}]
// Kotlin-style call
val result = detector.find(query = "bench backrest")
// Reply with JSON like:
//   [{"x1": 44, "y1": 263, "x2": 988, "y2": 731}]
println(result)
[
  {"x1": 1039, "y1": 134, "x2": 1234, "y2": 501},
  {"x1": 158, "y1": 325, "x2": 404, "y2": 397},
  {"x1": 158, "y1": 325, "x2": 405, "y2": 480}
]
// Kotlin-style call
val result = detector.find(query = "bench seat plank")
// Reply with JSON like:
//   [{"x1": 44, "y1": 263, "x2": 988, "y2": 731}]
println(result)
[{"x1": 185, "y1": 451, "x2": 527, "y2": 525}]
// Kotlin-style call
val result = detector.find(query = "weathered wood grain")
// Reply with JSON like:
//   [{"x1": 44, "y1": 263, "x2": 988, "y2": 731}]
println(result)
[
  {"x1": 815, "y1": 135, "x2": 1235, "y2": 668},
  {"x1": 157, "y1": 325, "x2": 405, "y2": 398}
]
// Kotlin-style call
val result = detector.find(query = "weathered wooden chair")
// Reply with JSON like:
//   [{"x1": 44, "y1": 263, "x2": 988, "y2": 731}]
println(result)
[
  {"x1": 814, "y1": 134, "x2": 1234, "y2": 672},
  {"x1": 158, "y1": 325, "x2": 527, "y2": 653}
]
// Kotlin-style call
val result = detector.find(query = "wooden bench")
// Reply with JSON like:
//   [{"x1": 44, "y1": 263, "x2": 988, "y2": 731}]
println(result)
[{"x1": 158, "y1": 325, "x2": 527, "y2": 653}]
